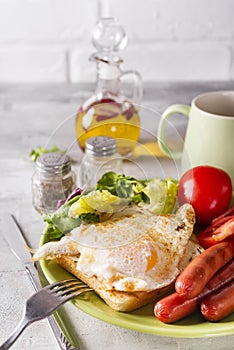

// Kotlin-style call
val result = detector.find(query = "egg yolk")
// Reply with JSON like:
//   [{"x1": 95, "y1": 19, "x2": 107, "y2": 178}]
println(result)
[{"x1": 146, "y1": 247, "x2": 158, "y2": 271}]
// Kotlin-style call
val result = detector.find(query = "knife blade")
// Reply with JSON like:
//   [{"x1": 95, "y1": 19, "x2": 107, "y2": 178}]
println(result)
[{"x1": 3, "y1": 213, "x2": 80, "y2": 350}]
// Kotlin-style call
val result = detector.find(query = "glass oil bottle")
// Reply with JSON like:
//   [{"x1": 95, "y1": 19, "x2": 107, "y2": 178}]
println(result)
[{"x1": 75, "y1": 17, "x2": 143, "y2": 157}]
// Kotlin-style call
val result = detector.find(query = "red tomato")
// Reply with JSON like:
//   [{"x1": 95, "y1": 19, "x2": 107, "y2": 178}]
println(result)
[{"x1": 178, "y1": 165, "x2": 232, "y2": 225}]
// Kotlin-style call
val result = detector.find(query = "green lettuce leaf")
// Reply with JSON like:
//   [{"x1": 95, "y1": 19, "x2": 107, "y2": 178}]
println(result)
[
  {"x1": 42, "y1": 194, "x2": 82, "y2": 242},
  {"x1": 143, "y1": 178, "x2": 178, "y2": 214},
  {"x1": 96, "y1": 171, "x2": 148, "y2": 204}
]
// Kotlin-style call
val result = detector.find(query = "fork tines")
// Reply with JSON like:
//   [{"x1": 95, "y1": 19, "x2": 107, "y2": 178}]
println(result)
[{"x1": 49, "y1": 279, "x2": 92, "y2": 300}]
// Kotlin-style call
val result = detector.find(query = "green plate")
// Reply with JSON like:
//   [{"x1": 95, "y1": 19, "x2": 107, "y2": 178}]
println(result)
[{"x1": 40, "y1": 247, "x2": 234, "y2": 338}]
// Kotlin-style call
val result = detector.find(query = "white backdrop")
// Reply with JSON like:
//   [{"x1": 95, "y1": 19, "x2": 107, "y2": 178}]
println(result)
[{"x1": 0, "y1": 0, "x2": 233, "y2": 83}]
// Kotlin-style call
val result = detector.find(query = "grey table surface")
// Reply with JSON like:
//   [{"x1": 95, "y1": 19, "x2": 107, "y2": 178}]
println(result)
[{"x1": 0, "y1": 81, "x2": 234, "y2": 350}]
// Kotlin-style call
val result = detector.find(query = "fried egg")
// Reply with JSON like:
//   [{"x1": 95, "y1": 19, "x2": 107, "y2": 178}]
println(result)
[{"x1": 34, "y1": 204, "x2": 196, "y2": 292}]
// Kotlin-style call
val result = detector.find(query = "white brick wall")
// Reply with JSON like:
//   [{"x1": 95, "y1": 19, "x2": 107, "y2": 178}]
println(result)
[{"x1": 0, "y1": 0, "x2": 233, "y2": 83}]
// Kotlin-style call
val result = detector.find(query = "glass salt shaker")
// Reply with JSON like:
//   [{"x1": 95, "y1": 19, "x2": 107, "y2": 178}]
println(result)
[
  {"x1": 32, "y1": 152, "x2": 76, "y2": 214},
  {"x1": 78, "y1": 136, "x2": 123, "y2": 189}
]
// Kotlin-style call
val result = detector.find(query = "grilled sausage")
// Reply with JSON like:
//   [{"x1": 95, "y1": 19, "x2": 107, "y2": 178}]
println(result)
[
  {"x1": 175, "y1": 241, "x2": 234, "y2": 299},
  {"x1": 154, "y1": 292, "x2": 199, "y2": 323},
  {"x1": 154, "y1": 258, "x2": 234, "y2": 323},
  {"x1": 201, "y1": 279, "x2": 234, "y2": 321}
]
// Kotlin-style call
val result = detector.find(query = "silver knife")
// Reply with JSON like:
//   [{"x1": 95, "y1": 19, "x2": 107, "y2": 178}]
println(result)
[{"x1": 3, "y1": 213, "x2": 80, "y2": 350}]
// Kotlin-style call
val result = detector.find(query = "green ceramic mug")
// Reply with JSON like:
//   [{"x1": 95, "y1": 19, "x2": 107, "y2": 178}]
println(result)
[{"x1": 157, "y1": 91, "x2": 234, "y2": 185}]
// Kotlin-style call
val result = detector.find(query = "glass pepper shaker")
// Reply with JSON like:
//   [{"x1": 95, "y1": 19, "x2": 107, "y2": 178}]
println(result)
[
  {"x1": 78, "y1": 136, "x2": 123, "y2": 189},
  {"x1": 32, "y1": 152, "x2": 76, "y2": 214}
]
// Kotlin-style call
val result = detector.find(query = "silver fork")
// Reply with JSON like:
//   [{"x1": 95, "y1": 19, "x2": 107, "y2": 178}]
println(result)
[{"x1": 0, "y1": 279, "x2": 92, "y2": 350}]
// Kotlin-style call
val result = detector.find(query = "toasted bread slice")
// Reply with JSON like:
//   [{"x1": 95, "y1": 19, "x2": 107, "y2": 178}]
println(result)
[
  {"x1": 56, "y1": 239, "x2": 203, "y2": 312},
  {"x1": 56, "y1": 255, "x2": 174, "y2": 311}
]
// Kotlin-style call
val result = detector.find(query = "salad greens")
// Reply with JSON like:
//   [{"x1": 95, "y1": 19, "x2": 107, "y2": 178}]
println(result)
[
  {"x1": 96, "y1": 172, "x2": 149, "y2": 204},
  {"x1": 42, "y1": 194, "x2": 82, "y2": 244},
  {"x1": 143, "y1": 177, "x2": 179, "y2": 214},
  {"x1": 69, "y1": 189, "x2": 127, "y2": 217},
  {"x1": 41, "y1": 172, "x2": 178, "y2": 244},
  {"x1": 29, "y1": 145, "x2": 65, "y2": 162}
]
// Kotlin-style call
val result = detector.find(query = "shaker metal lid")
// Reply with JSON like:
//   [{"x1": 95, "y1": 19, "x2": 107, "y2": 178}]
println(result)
[
  {"x1": 85, "y1": 136, "x2": 117, "y2": 156},
  {"x1": 36, "y1": 152, "x2": 71, "y2": 174}
]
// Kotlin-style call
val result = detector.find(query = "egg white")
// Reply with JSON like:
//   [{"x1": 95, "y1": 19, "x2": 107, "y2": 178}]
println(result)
[{"x1": 34, "y1": 204, "x2": 195, "y2": 292}]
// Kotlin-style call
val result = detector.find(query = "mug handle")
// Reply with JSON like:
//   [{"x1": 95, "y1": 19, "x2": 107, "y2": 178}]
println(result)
[{"x1": 157, "y1": 104, "x2": 190, "y2": 159}]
